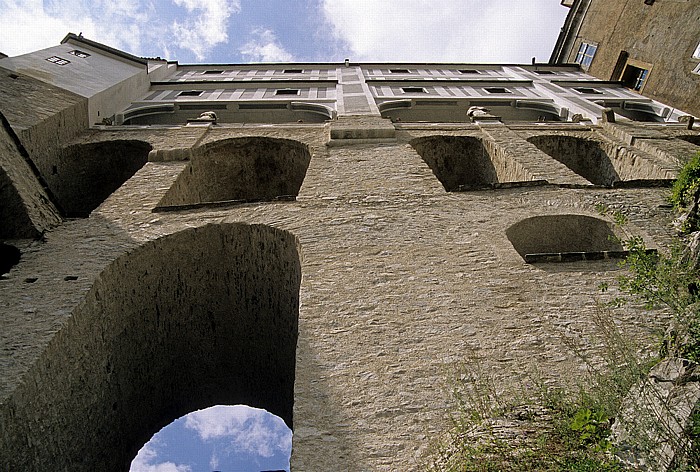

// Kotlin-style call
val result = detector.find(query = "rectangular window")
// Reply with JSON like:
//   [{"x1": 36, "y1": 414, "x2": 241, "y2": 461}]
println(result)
[
  {"x1": 573, "y1": 87, "x2": 602, "y2": 94},
  {"x1": 68, "y1": 50, "x2": 90, "y2": 58},
  {"x1": 621, "y1": 65, "x2": 649, "y2": 91},
  {"x1": 575, "y1": 42, "x2": 597, "y2": 69},
  {"x1": 402, "y1": 87, "x2": 426, "y2": 93},
  {"x1": 178, "y1": 90, "x2": 203, "y2": 97},
  {"x1": 46, "y1": 56, "x2": 70, "y2": 65},
  {"x1": 283, "y1": 69, "x2": 303, "y2": 74},
  {"x1": 275, "y1": 89, "x2": 299, "y2": 95},
  {"x1": 390, "y1": 69, "x2": 411, "y2": 74},
  {"x1": 203, "y1": 70, "x2": 223, "y2": 75},
  {"x1": 459, "y1": 69, "x2": 481, "y2": 74},
  {"x1": 485, "y1": 87, "x2": 510, "y2": 94}
]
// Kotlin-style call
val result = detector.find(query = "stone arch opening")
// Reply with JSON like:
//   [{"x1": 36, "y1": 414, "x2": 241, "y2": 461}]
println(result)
[
  {"x1": 57, "y1": 140, "x2": 152, "y2": 216},
  {"x1": 157, "y1": 137, "x2": 311, "y2": 209},
  {"x1": 679, "y1": 135, "x2": 700, "y2": 147},
  {"x1": 527, "y1": 135, "x2": 619, "y2": 186},
  {"x1": 0, "y1": 242, "x2": 20, "y2": 275},
  {"x1": 410, "y1": 135, "x2": 497, "y2": 191},
  {"x1": 0, "y1": 223, "x2": 301, "y2": 471},
  {"x1": 131, "y1": 404, "x2": 293, "y2": 471},
  {"x1": 0, "y1": 165, "x2": 41, "y2": 239},
  {"x1": 506, "y1": 214, "x2": 625, "y2": 262}
]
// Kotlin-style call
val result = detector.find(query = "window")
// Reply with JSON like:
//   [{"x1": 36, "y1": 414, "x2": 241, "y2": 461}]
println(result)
[
  {"x1": 68, "y1": 50, "x2": 90, "y2": 58},
  {"x1": 46, "y1": 56, "x2": 70, "y2": 65},
  {"x1": 485, "y1": 87, "x2": 510, "y2": 94},
  {"x1": 573, "y1": 87, "x2": 602, "y2": 94},
  {"x1": 575, "y1": 42, "x2": 597, "y2": 69},
  {"x1": 203, "y1": 70, "x2": 223, "y2": 75},
  {"x1": 402, "y1": 87, "x2": 426, "y2": 93},
  {"x1": 621, "y1": 65, "x2": 649, "y2": 91},
  {"x1": 390, "y1": 69, "x2": 411, "y2": 74},
  {"x1": 459, "y1": 69, "x2": 481, "y2": 74},
  {"x1": 275, "y1": 89, "x2": 299, "y2": 95},
  {"x1": 283, "y1": 69, "x2": 303, "y2": 74},
  {"x1": 178, "y1": 90, "x2": 203, "y2": 97}
]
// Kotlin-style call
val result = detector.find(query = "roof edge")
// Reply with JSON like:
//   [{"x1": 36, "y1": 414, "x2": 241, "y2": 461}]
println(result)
[{"x1": 61, "y1": 33, "x2": 149, "y2": 66}]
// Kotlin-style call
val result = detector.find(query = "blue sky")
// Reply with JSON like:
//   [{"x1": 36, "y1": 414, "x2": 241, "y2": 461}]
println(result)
[
  {"x1": 0, "y1": 1, "x2": 569, "y2": 64},
  {"x1": 130, "y1": 405, "x2": 292, "y2": 472}
]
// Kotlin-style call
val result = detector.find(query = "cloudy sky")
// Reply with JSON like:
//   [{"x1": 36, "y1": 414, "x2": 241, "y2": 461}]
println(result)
[
  {"x1": 130, "y1": 405, "x2": 292, "y2": 472},
  {"x1": 0, "y1": 0, "x2": 569, "y2": 64}
]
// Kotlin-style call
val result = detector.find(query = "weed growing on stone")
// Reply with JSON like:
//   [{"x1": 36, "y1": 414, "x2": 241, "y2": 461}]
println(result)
[{"x1": 425, "y1": 348, "x2": 624, "y2": 472}]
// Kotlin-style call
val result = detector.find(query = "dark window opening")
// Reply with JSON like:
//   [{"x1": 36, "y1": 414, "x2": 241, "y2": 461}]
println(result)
[
  {"x1": 402, "y1": 87, "x2": 427, "y2": 93},
  {"x1": 459, "y1": 69, "x2": 481, "y2": 74},
  {"x1": 621, "y1": 65, "x2": 649, "y2": 91},
  {"x1": 0, "y1": 243, "x2": 20, "y2": 275},
  {"x1": 485, "y1": 87, "x2": 510, "y2": 94},
  {"x1": 574, "y1": 87, "x2": 602, "y2": 94},
  {"x1": 390, "y1": 69, "x2": 411, "y2": 73},
  {"x1": 203, "y1": 70, "x2": 223, "y2": 74},
  {"x1": 46, "y1": 56, "x2": 70, "y2": 65},
  {"x1": 283, "y1": 69, "x2": 303, "y2": 73},
  {"x1": 179, "y1": 90, "x2": 203, "y2": 97},
  {"x1": 68, "y1": 50, "x2": 90, "y2": 58},
  {"x1": 275, "y1": 89, "x2": 299, "y2": 95}
]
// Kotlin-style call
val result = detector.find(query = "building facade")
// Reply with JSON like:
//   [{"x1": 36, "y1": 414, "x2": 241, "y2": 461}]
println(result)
[
  {"x1": 551, "y1": 0, "x2": 700, "y2": 118},
  {"x1": 1, "y1": 34, "x2": 700, "y2": 470}
]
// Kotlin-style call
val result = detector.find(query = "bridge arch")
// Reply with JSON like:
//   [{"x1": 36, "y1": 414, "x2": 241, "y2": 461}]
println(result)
[
  {"x1": 0, "y1": 222, "x2": 301, "y2": 471},
  {"x1": 410, "y1": 135, "x2": 497, "y2": 191},
  {"x1": 527, "y1": 135, "x2": 619, "y2": 186},
  {"x1": 58, "y1": 140, "x2": 152, "y2": 216},
  {"x1": 157, "y1": 136, "x2": 311, "y2": 209}
]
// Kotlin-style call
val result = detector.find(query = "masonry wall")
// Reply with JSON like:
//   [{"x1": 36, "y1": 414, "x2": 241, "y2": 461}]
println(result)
[
  {"x1": 561, "y1": 0, "x2": 700, "y2": 117},
  {"x1": 1, "y1": 115, "x2": 697, "y2": 470}
]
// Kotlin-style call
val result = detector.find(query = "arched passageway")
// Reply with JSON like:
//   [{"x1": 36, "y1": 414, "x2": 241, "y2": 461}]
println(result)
[
  {"x1": 527, "y1": 135, "x2": 619, "y2": 186},
  {"x1": 410, "y1": 135, "x2": 497, "y2": 191},
  {"x1": 157, "y1": 137, "x2": 311, "y2": 209},
  {"x1": 506, "y1": 214, "x2": 624, "y2": 262},
  {"x1": 0, "y1": 223, "x2": 301, "y2": 471},
  {"x1": 57, "y1": 140, "x2": 152, "y2": 216},
  {"x1": 0, "y1": 242, "x2": 20, "y2": 275}
]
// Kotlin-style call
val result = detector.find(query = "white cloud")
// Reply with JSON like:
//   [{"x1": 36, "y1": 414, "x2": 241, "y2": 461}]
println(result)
[
  {"x1": 171, "y1": 0, "x2": 240, "y2": 60},
  {"x1": 0, "y1": 0, "x2": 241, "y2": 61},
  {"x1": 185, "y1": 405, "x2": 292, "y2": 458},
  {"x1": 240, "y1": 28, "x2": 295, "y2": 63},
  {"x1": 130, "y1": 444, "x2": 192, "y2": 472},
  {"x1": 320, "y1": 0, "x2": 568, "y2": 63},
  {"x1": 0, "y1": 0, "x2": 158, "y2": 57}
]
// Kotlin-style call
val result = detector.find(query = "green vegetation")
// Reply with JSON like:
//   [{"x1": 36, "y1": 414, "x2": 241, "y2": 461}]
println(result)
[{"x1": 427, "y1": 152, "x2": 700, "y2": 471}]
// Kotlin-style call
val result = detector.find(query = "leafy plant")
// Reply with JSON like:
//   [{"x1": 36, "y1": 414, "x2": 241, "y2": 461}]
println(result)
[
  {"x1": 569, "y1": 407, "x2": 612, "y2": 451},
  {"x1": 671, "y1": 152, "x2": 700, "y2": 210}
]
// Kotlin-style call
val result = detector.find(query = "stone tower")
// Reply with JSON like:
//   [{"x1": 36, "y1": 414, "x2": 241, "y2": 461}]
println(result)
[{"x1": 1, "y1": 33, "x2": 699, "y2": 470}]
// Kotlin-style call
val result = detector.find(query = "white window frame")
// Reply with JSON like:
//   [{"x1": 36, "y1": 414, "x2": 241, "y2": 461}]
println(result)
[{"x1": 575, "y1": 42, "x2": 598, "y2": 70}]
